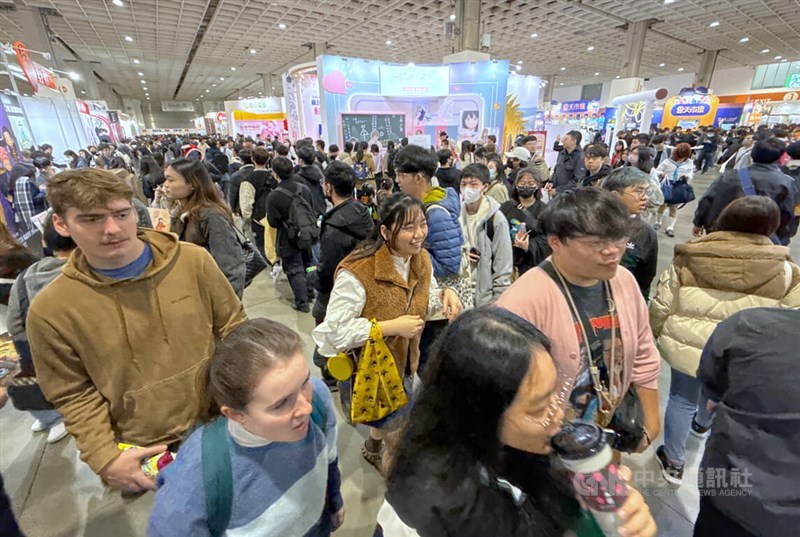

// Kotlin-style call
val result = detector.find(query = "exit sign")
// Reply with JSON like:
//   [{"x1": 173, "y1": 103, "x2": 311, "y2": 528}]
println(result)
[{"x1": 788, "y1": 73, "x2": 800, "y2": 89}]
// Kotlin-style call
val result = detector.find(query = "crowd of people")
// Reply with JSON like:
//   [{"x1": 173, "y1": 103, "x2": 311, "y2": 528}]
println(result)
[{"x1": 0, "y1": 120, "x2": 799, "y2": 537}]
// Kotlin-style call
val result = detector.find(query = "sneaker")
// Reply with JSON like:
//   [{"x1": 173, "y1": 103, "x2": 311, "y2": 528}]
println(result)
[
  {"x1": 665, "y1": 228, "x2": 675, "y2": 237},
  {"x1": 292, "y1": 302, "x2": 310, "y2": 313},
  {"x1": 46, "y1": 422, "x2": 68, "y2": 443},
  {"x1": 689, "y1": 417, "x2": 711, "y2": 438},
  {"x1": 31, "y1": 419, "x2": 48, "y2": 433},
  {"x1": 653, "y1": 223, "x2": 661, "y2": 231},
  {"x1": 656, "y1": 445, "x2": 684, "y2": 487}
]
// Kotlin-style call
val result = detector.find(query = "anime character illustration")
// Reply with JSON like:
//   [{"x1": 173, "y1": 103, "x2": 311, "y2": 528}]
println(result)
[{"x1": 458, "y1": 110, "x2": 480, "y2": 142}]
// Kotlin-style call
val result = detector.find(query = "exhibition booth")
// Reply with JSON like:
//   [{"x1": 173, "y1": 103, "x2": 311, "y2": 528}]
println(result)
[{"x1": 223, "y1": 97, "x2": 287, "y2": 140}]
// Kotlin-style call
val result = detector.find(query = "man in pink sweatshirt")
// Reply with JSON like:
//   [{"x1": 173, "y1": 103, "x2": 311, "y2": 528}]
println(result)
[{"x1": 496, "y1": 188, "x2": 661, "y2": 451}]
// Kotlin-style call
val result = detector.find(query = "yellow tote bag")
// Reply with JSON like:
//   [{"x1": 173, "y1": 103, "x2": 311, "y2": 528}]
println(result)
[{"x1": 328, "y1": 320, "x2": 408, "y2": 424}]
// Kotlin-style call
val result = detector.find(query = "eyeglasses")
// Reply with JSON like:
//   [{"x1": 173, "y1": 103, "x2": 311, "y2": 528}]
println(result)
[
  {"x1": 627, "y1": 186, "x2": 649, "y2": 198},
  {"x1": 572, "y1": 237, "x2": 629, "y2": 252}
]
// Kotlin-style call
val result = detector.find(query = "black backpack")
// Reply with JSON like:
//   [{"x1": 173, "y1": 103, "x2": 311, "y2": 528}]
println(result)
[{"x1": 275, "y1": 184, "x2": 321, "y2": 250}]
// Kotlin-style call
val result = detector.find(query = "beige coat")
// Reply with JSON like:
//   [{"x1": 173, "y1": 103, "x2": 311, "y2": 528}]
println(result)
[{"x1": 650, "y1": 231, "x2": 800, "y2": 377}]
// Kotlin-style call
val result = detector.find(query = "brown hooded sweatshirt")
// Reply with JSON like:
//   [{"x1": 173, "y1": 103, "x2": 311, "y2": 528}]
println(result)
[{"x1": 27, "y1": 229, "x2": 246, "y2": 473}]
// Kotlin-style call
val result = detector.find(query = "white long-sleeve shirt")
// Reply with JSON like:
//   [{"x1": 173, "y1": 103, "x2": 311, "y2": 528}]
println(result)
[{"x1": 312, "y1": 254, "x2": 442, "y2": 357}]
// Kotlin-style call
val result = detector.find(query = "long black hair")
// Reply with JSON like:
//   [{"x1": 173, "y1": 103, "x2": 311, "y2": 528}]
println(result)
[
  {"x1": 347, "y1": 192, "x2": 424, "y2": 262},
  {"x1": 389, "y1": 307, "x2": 551, "y2": 478}
]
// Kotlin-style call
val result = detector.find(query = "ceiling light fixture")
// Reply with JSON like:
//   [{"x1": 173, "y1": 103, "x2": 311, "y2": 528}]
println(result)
[
  {"x1": 517, "y1": 60, "x2": 523, "y2": 64},
  {"x1": 559, "y1": 82, "x2": 564, "y2": 86},
  {"x1": 137, "y1": 71, "x2": 144, "y2": 76},
  {"x1": 594, "y1": 72, "x2": 599, "y2": 76},
  {"x1": 664, "y1": 0, "x2": 677, "y2": 4},
  {"x1": 143, "y1": 86, "x2": 148, "y2": 90},
  {"x1": 775, "y1": 55, "x2": 782, "y2": 60},
  {"x1": 220, "y1": 77, "x2": 225, "y2": 80},
  {"x1": 677, "y1": 67, "x2": 684, "y2": 72},
  {"x1": 140, "y1": 79, "x2": 146, "y2": 83},
  {"x1": 615, "y1": 75, "x2": 621, "y2": 79},
  {"x1": 112, "y1": 0, "x2": 124, "y2": 6},
  {"x1": 386, "y1": 40, "x2": 392, "y2": 45},
  {"x1": 709, "y1": 21, "x2": 720, "y2": 27},
  {"x1": 560, "y1": 66, "x2": 566, "y2": 71},
  {"x1": 659, "y1": 63, "x2": 666, "y2": 67},
  {"x1": 205, "y1": 89, "x2": 210, "y2": 93},
  {"x1": 81, "y1": 90, "x2": 86, "y2": 94},
  {"x1": 761, "y1": 48, "x2": 769, "y2": 53},
  {"x1": 133, "y1": 59, "x2": 140, "y2": 64},
  {"x1": 124, "y1": 36, "x2": 133, "y2": 42},
  {"x1": 68, "y1": 71, "x2": 80, "y2": 81},
  {"x1": 781, "y1": 58, "x2": 788, "y2": 62},
  {"x1": 739, "y1": 37, "x2": 749, "y2": 43},
  {"x1": 212, "y1": 84, "x2": 217, "y2": 87},
  {"x1": 587, "y1": 46, "x2": 594, "y2": 51},
  {"x1": 278, "y1": 23, "x2": 286, "y2": 30},
  {"x1": 515, "y1": 65, "x2": 521, "y2": 71},
  {"x1": 250, "y1": 48, "x2": 257, "y2": 54},
  {"x1": 530, "y1": 33, "x2": 538, "y2": 38},
  {"x1": 449, "y1": 14, "x2": 456, "y2": 21},
  {"x1": 231, "y1": 67, "x2": 236, "y2": 71}
]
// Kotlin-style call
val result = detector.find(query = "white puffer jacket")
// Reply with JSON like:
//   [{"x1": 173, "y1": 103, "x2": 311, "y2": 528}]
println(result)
[{"x1": 650, "y1": 231, "x2": 800, "y2": 377}]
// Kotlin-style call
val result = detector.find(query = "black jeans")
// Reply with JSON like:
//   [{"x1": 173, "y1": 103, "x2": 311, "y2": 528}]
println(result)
[
  {"x1": 0, "y1": 473, "x2": 24, "y2": 537},
  {"x1": 282, "y1": 248, "x2": 311, "y2": 308},
  {"x1": 694, "y1": 498, "x2": 757, "y2": 537},
  {"x1": 251, "y1": 221, "x2": 267, "y2": 262}
]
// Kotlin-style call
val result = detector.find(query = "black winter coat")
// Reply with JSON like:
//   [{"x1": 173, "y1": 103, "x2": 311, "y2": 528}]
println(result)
[
  {"x1": 387, "y1": 448, "x2": 584, "y2": 537},
  {"x1": 551, "y1": 148, "x2": 586, "y2": 193},
  {"x1": 266, "y1": 177, "x2": 316, "y2": 257},
  {"x1": 698, "y1": 308, "x2": 800, "y2": 537},
  {"x1": 693, "y1": 163, "x2": 798, "y2": 245},
  {"x1": 293, "y1": 165, "x2": 327, "y2": 216},
  {"x1": 316, "y1": 199, "x2": 374, "y2": 307}
]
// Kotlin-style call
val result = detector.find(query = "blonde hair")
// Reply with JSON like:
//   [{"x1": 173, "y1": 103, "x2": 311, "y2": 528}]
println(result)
[{"x1": 47, "y1": 168, "x2": 133, "y2": 215}]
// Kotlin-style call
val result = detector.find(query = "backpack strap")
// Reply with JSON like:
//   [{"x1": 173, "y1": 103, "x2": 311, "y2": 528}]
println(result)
[
  {"x1": 737, "y1": 167, "x2": 757, "y2": 196},
  {"x1": 484, "y1": 214, "x2": 495, "y2": 242},
  {"x1": 203, "y1": 419, "x2": 234, "y2": 537}
]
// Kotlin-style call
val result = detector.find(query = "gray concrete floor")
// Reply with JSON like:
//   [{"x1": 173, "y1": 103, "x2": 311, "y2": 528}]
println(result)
[{"x1": 2, "y1": 169, "x2": 798, "y2": 536}]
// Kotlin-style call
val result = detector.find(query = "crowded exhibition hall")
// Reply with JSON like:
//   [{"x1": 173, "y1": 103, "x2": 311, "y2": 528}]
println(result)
[{"x1": 1, "y1": 0, "x2": 800, "y2": 536}]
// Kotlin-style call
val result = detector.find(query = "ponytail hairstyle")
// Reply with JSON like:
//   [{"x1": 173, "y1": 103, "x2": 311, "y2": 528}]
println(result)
[
  {"x1": 346, "y1": 192, "x2": 425, "y2": 262},
  {"x1": 199, "y1": 319, "x2": 304, "y2": 422},
  {"x1": 356, "y1": 141, "x2": 366, "y2": 162}
]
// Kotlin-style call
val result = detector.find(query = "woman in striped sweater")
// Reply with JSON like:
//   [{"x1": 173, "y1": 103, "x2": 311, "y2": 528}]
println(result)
[{"x1": 149, "y1": 319, "x2": 344, "y2": 537}]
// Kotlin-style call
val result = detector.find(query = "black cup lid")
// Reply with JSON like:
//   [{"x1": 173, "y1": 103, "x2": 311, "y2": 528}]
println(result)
[{"x1": 550, "y1": 419, "x2": 608, "y2": 460}]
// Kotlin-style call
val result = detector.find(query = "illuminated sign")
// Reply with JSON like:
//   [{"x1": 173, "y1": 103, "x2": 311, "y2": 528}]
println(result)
[
  {"x1": 561, "y1": 100, "x2": 589, "y2": 113},
  {"x1": 671, "y1": 103, "x2": 711, "y2": 116},
  {"x1": 379, "y1": 65, "x2": 450, "y2": 97},
  {"x1": 787, "y1": 74, "x2": 800, "y2": 89}
]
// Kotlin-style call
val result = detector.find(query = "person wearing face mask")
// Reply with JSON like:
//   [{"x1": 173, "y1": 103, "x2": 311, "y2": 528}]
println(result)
[
  {"x1": 311, "y1": 161, "x2": 374, "y2": 386},
  {"x1": 385, "y1": 308, "x2": 657, "y2": 537},
  {"x1": 458, "y1": 164, "x2": 513, "y2": 308},
  {"x1": 486, "y1": 155, "x2": 512, "y2": 203},
  {"x1": 150, "y1": 319, "x2": 345, "y2": 536},
  {"x1": 501, "y1": 168, "x2": 550, "y2": 277},
  {"x1": 314, "y1": 193, "x2": 462, "y2": 473}
]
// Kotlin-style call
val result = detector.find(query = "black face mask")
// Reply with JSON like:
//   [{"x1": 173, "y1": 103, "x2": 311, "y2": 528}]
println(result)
[{"x1": 517, "y1": 186, "x2": 537, "y2": 199}]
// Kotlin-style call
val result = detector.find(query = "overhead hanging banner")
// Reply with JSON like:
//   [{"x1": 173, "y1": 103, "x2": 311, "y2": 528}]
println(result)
[{"x1": 12, "y1": 41, "x2": 57, "y2": 94}]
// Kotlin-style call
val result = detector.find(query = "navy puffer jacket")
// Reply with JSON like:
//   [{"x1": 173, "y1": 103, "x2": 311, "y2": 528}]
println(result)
[{"x1": 423, "y1": 186, "x2": 463, "y2": 278}]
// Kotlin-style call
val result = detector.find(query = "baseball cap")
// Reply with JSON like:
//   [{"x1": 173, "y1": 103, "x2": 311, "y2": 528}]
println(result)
[{"x1": 504, "y1": 146, "x2": 531, "y2": 161}]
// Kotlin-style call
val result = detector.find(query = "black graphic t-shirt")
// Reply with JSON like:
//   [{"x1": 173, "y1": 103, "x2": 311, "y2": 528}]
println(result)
[{"x1": 565, "y1": 281, "x2": 624, "y2": 423}]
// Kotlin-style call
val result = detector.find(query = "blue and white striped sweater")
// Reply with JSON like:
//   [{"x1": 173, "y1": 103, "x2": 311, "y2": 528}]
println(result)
[{"x1": 149, "y1": 377, "x2": 343, "y2": 537}]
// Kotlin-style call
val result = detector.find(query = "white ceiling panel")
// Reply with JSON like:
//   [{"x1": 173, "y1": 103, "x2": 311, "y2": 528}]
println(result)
[{"x1": 1, "y1": 0, "x2": 798, "y2": 102}]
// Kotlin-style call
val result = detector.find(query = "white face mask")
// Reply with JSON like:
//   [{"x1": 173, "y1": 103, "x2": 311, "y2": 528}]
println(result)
[{"x1": 462, "y1": 186, "x2": 483, "y2": 204}]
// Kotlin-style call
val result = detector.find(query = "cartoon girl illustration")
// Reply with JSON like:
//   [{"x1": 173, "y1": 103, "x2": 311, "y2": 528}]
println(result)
[{"x1": 461, "y1": 110, "x2": 479, "y2": 133}]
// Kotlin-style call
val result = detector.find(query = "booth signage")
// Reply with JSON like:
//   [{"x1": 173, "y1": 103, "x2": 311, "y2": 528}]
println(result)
[
  {"x1": 161, "y1": 101, "x2": 196, "y2": 112},
  {"x1": 787, "y1": 74, "x2": 800, "y2": 90},
  {"x1": 216, "y1": 111, "x2": 226, "y2": 123},
  {"x1": 672, "y1": 103, "x2": 711, "y2": 116},
  {"x1": 379, "y1": 65, "x2": 450, "y2": 97},
  {"x1": 239, "y1": 98, "x2": 282, "y2": 114},
  {"x1": 12, "y1": 41, "x2": 57, "y2": 94},
  {"x1": 561, "y1": 100, "x2": 589, "y2": 113}
]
